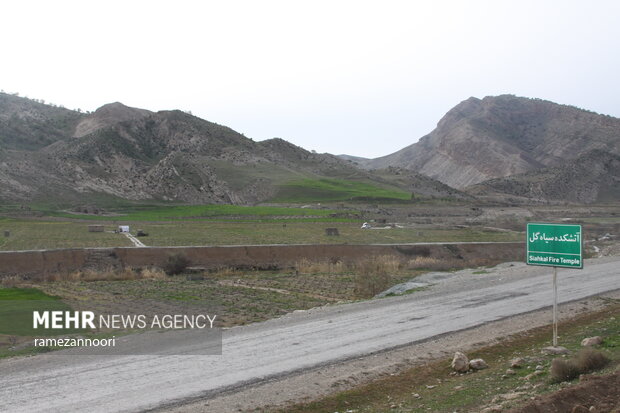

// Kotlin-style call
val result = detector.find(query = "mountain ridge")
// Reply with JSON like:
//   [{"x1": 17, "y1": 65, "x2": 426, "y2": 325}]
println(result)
[
  {"x1": 348, "y1": 95, "x2": 620, "y2": 190},
  {"x1": 0, "y1": 93, "x2": 456, "y2": 205}
]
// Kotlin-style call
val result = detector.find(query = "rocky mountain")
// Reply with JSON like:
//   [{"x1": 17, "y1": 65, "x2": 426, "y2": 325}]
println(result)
[
  {"x1": 354, "y1": 95, "x2": 620, "y2": 189},
  {"x1": 0, "y1": 93, "x2": 82, "y2": 150},
  {"x1": 0, "y1": 93, "x2": 456, "y2": 205},
  {"x1": 467, "y1": 149, "x2": 620, "y2": 203}
]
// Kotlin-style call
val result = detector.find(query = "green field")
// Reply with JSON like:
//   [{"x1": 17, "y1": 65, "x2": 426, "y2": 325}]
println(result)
[
  {"x1": 0, "y1": 287, "x2": 79, "y2": 336},
  {"x1": 0, "y1": 220, "x2": 523, "y2": 250},
  {"x1": 0, "y1": 220, "x2": 133, "y2": 250},
  {"x1": 47, "y1": 204, "x2": 338, "y2": 221},
  {"x1": 272, "y1": 178, "x2": 412, "y2": 203}
]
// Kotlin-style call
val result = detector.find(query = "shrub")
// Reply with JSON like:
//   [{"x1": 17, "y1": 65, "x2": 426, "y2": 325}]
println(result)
[
  {"x1": 551, "y1": 349, "x2": 610, "y2": 382},
  {"x1": 163, "y1": 253, "x2": 191, "y2": 275},
  {"x1": 354, "y1": 257, "x2": 393, "y2": 298},
  {"x1": 550, "y1": 358, "x2": 580, "y2": 382},
  {"x1": 575, "y1": 348, "x2": 610, "y2": 372}
]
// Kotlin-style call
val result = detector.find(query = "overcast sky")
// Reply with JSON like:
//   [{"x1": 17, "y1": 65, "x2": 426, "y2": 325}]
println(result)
[{"x1": 2, "y1": 0, "x2": 619, "y2": 158}]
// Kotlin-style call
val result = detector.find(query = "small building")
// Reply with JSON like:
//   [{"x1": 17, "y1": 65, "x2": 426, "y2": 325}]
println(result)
[
  {"x1": 118, "y1": 225, "x2": 130, "y2": 233},
  {"x1": 88, "y1": 225, "x2": 104, "y2": 233}
]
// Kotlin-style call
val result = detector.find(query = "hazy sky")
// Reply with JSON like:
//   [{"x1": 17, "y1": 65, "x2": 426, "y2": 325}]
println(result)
[{"x1": 2, "y1": 0, "x2": 619, "y2": 158}]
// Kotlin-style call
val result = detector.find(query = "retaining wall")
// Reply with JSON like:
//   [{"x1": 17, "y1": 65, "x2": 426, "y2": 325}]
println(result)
[{"x1": 0, "y1": 242, "x2": 525, "y2": 278}]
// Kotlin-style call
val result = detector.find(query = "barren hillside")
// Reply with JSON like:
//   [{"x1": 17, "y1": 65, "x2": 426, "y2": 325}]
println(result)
[
  {"x1": 0, "y1": 93, "x2": 454, "y2": 205},
  {"x1": 358, "y1": 95, "x2": 620, "y2": 189}
]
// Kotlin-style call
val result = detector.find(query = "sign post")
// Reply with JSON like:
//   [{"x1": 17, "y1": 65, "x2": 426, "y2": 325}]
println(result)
[{"x1": 526, "y1": 223, "x2": 583, "y2": 346}]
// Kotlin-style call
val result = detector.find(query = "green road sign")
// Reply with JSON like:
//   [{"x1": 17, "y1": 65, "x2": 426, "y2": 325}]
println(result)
[{"x1": 526, "y1": 223, "x2": 583, "y2": 269}]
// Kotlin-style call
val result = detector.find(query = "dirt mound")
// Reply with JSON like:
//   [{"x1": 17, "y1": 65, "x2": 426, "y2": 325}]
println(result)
[{"x1": 508, "y1": 369, "x2": 620, "y2": 413}]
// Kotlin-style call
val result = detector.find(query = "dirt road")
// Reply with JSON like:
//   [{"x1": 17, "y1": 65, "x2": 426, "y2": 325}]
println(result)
[{"x1": 1, "y1": 257, "x2": 619, "y2": 413}]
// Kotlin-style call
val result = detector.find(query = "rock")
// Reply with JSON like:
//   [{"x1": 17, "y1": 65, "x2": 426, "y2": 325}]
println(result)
[
  {"x1": 505, "y1": 368, "x2": 516, "y2": 375},
  {"x1": 535, "y1": 365, "x2": 544, "y2": 371},
  {"x1": 522, "y1": 371, "x2": 543, "y2": 381},
  {"x1": 481, "y1": 406, "x2": 503, "y2": 413},
  {"x1": 451, "y1": 352, "x2": 469, "y2": 373},
  {"x1": 426, "y1": 385, "x2": 436, "y2": 389},
  {"x1": 571, "y1": 406, "x2": 590, "y2": 413},
  {"x1": 542, "y1": 346, "x2": 570, "y2": 355},
  {"x1": 510, "y1": 357, "x2": 526, "y2": 368},
  {"x1": 500, "y1": 392, "x2": 523, "y2": 401},
  {"x1": 469, "y1": 358, "x2": 489, "y2": 370},
  {"x1": 581, "y1": 336, "x2": 603, "y2": 347}
]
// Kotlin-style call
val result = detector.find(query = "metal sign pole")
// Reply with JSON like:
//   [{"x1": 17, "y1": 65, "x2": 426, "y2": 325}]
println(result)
[{"x1": 553, "y1": 266, "x2": 558, "y2": 346}]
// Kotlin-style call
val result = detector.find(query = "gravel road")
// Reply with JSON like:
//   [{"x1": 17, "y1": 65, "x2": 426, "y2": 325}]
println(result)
[{"x1": 1, "y1": 257, "x2": 618, "y2": 413}]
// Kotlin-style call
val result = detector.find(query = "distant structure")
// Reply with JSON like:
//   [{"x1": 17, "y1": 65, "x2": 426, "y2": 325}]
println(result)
[
  {"x1": 325, "y1": 228, "x2": 340, "y2": 236},
  {"x1": 88, "y1": 225, "x2": 104, "y2": 233},
  {"x1": 118, "y1": 225, "x2": 130, "y2": 233}
]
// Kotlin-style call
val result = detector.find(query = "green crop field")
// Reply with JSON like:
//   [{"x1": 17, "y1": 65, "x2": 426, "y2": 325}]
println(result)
[
  {"x1": 272, "y1": 178, "x2": 412, "y2": 203},
  {"x1": 0, "y1": 219, "x2": 522, "y2": 251},
  {"x1": 0, "y1": 287, "x2": 80, "y2": 336},
  {"x1": 0, "y1": 220, "x2": 133, "y2": 250},
  {"x1": 47, "y1": 204, "x2": 338, "y2": 221}
]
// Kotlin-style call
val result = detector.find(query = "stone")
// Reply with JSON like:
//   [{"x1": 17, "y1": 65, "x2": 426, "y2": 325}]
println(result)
[
  {"x1": 451, "y1": 352, "x2": 469, "y2": 373},
  {"x1": 500, "y1": 392, "x2": 523, "y2": 400},
  {"x1": 571, "y1": 406, "x2": 590, "y2": 413},
  {"x1": 541, "y1": 346, "x2": 570, "y2": 355},
  {"x1": 510, "y1": 357, "x2": 526, "y2": 368},
  {"x1": 535, "y1": 365, "x2": 544, "y2": 371},
  {"x1": 581, "y1": 336, "x2": 603, "y2": 347},
  {"x1": 481, "y1": 406, "x2": 503, "y2": 413},
  {"x1": 505, "y1": 368, "x2": 516, "y2": 375},
  {"x1": 469, "y1": 358, "x2": 489, "y2": 370}
]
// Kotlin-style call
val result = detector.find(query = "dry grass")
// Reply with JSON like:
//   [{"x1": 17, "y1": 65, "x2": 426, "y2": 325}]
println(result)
[
  {"x1": 293, "y1": 255, "x2": 405, "y2": 298},
  {"x1": 296, "y1": 255, "x2": 402, "y2": 275},
  {"x1": 353, "y1": 256, "x2": 400, "y2": 298},
  {"x1": 295, "y1": 258, "x2": 346, "y2": 274},
  {"x1": 407, "y1": 256, "x2": 497, "y2": 271},
  {"x1": 1, "y1": 267, "x2": 166, "y2": 284},
  {"x1": 72, "y1": 267, "x2": 167, "y2": 281},
  {"x1": 206, "y1": 266, "x2": 244, "y2": 278},
  {"x1": 408, "y1": 256, "x2": 441, "y2": 269}
]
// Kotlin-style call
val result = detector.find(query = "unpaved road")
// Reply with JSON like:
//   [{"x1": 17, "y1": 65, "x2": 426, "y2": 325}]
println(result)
[{"x1": 1, "y1": 257, "x2": 619, "y2": 413}]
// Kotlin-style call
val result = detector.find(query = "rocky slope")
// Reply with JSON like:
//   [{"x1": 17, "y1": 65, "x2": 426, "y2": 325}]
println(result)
[
  {"x1": 0, "y1": 93, "x2": 455, "y2": 205},
  {"x1": 467, "y1": 149, "x2": 620, "y2": 203},
  {"x1": 356, "y1": 95, "x2": 620, "y2": 189}
]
